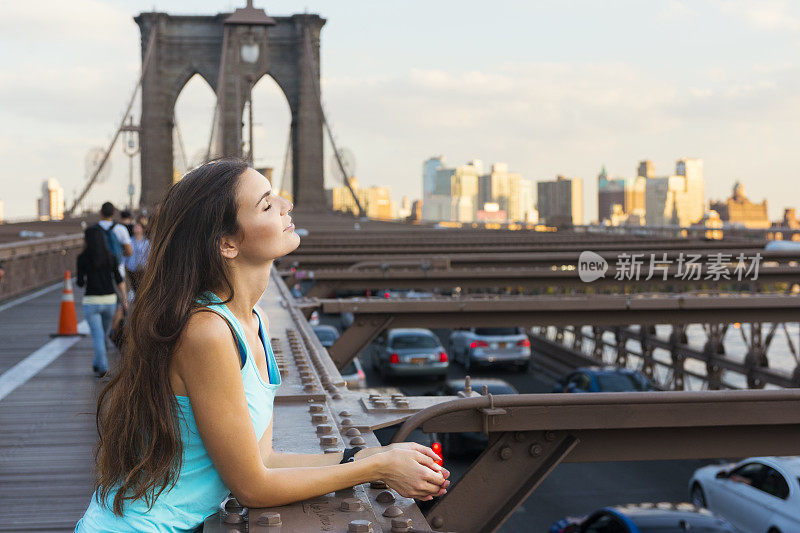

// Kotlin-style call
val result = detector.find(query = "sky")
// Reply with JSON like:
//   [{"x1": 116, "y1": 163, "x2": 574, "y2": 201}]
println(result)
[{"x1": 1, "y1": 0, "x2": 799, "y2": 222}]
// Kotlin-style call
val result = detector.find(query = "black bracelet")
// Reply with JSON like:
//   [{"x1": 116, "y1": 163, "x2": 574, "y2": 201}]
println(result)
[{"x1": 340, "y1": 446, "x2": 365, "y2": 464}]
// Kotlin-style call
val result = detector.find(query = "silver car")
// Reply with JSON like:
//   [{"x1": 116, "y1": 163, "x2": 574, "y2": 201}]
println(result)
[
  {"x1": 371, "y1": 328, "x2": 448, "y2": 380},
  {"x1": 449, "y1": 327, "x2": 531, "y2": 372}
]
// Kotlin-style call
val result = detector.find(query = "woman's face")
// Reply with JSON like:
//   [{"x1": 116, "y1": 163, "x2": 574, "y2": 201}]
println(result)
[
  {"x1": 232, "y1": 168, "x2": 300, "y2": 264},
  {"x1": 133, "y1": 222, "x2": 144, "y2": 239}
]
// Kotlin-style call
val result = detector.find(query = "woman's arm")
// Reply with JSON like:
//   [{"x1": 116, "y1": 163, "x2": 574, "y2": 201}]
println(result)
[
  {"x1": 175, "y1": 313, "x2": 448, "y2": 508},
  {"x1": 259, "y1": 419, "x2": 444, "y2": 470}
]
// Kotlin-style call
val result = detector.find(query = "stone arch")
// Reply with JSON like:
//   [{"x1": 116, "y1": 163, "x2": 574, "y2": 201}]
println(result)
[
  {"x1": 135, "y1": 9, "x2": 325, "y2": 209},
  {"x1": 244, "y1": 72, "x2": 293, "y2": 187}
]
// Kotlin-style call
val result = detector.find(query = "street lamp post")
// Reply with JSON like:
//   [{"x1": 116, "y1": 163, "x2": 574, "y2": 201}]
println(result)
[{"x1": 121, "y1": 116, "x2": 140, "y2": 211}]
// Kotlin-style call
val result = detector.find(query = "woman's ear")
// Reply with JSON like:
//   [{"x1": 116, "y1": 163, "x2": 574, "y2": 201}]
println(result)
[{"x1": 220, "y1": 235, "x2": 239, "y2": 260}]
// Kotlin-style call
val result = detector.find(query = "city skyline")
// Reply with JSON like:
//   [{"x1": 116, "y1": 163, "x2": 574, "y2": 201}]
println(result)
[{"x1": 2, "y1": 1, "x2": 799, "y2": 221}]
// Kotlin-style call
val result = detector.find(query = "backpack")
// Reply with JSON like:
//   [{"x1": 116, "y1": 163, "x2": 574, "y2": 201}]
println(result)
[{"x1": 97, "y1": 222, "x2": 124, "y2": 266}]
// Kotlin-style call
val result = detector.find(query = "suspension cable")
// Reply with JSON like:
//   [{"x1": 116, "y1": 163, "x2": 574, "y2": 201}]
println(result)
[{"x1": 66, "y1": 27, "x2": 158, "y2": 216}]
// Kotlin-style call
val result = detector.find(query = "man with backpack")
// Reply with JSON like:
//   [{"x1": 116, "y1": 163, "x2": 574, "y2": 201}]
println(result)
[
  {"x1": 96, "y1": 202, "x2": 132, "y2": 280},
  {"x1": 94, "y1": 202, "x2": 132, "y2": 352}
]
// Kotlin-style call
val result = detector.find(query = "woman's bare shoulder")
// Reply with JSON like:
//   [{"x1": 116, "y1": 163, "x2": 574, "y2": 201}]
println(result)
[{"x1": 174, "y1": 310, "x2": 238, "y2": 367}]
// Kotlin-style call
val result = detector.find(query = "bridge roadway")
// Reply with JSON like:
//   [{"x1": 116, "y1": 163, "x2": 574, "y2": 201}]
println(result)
[
  {"x1": 0, "y1": 281, "x2": 718, "y2": 532},
  {"x1": 347, "y1": 322, "x2": 716, "y2": 531}
]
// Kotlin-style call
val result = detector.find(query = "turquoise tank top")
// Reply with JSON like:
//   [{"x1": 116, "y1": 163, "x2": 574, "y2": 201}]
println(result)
[{"x1": 75, "y1": 292, "x2": 281, "y2": 532}]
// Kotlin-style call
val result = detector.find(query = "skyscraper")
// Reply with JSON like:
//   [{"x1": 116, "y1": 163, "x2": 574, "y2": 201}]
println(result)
[
  {"x1": 37, "y1": 178, "x2": 64, "y2": 220},
  {"x1": 597, "y1": 165, "x2": 628, "y2": 223},
  {"x1": 422, "y1": 159, "x2": 481, "y2": 223},
  {"x1": 644, "y1": 158, "x2": 705, "y2": 227},
  {"x1": 537, "y1": 175, "x2": 583, "y2": 226},
  {"x1": 480, "y1": 162, "x2": 524, "y2": 221}
]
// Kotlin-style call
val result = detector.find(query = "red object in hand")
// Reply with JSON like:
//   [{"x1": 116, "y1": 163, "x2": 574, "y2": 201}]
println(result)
[{"x1": 431, "y1": 442, "x2": 443, "y2": 466}]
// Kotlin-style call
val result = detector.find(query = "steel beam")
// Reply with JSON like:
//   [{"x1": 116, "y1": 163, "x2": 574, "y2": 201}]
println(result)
[
  {"x1": 425, "y1": 431, "x2": 578, "y2": 533},
  {"x1": 281, "y1": 248, "x2": 798, "y2": 271},
  {"x1": 321, "y1": 294, "x2": 800, "y2": 369},
  {"x1": 293, "y1": 265, "x2": 798, "y2": 297}
]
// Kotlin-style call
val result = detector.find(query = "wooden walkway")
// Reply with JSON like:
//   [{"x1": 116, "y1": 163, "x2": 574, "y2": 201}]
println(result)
[{"x1": 0, "y1": 286, "x2": 99, "y2": 532}]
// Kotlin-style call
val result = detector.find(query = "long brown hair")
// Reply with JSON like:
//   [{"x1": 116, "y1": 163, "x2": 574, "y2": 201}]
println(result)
[{"x1": 94, "y1": 159, "x2": 248, "y2": 515}]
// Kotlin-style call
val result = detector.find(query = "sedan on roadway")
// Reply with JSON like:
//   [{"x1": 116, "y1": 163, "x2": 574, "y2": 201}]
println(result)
[
  {"x1": 689, "y1": 456, "x2": 800, "y2": 533},
  {"x1": 552, "y1": 367, "x2": 657, "y2": 393},
  {"x1": 549, "y1": 503, "x2": 734, "y2": 533},
  {"x1": 448, "y1": 327, "x2": 531, "y2": 372},
  {"x1": 371, "y1": 328, "x2": 448, "y2": 380}
]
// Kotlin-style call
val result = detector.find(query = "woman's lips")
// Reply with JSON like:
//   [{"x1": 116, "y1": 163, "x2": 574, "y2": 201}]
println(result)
[{"x1": 284, "y1": 222, "x2": 295, "y2": 232}]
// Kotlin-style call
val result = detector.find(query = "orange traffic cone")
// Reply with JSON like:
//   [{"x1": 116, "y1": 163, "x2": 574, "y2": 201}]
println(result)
[{"x1": 55, "y1": 271, "x2": 79, "y2": 336}]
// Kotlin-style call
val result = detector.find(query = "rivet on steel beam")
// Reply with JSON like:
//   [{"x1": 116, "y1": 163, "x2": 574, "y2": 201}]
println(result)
[
  {"x1": 316, "y1": 424, "x2": 333, "y2": 435},
  {"x1": 312, "y1": 414, "x2": 328, "y2": 424},
  {"x1": 375, "y1": 490, "x2": 395, "y2": 504},
  {"x1": 332, "y1": 393, "x2": 342, "y2": 399},
  {"x1": 323, "y1": 448, "x2": 340, "y2": 454},
  {"x1": 382, "y1": 505, "x2": 403, "y2": 518},
  {"x1": 304, "y1": 384, "x2": 316, "y2": 392},
  {"x1": 345, "y1": 427, "x2": 361, "y2": 437},
  {"x1": 464, "y1": 376, "x2": 472, "y2": 394},
  {"x1": 256, "y1": 512, "x2": 281, "y2": 526},
  {"x1": 529, "y1": 444, "x2": 543, "y2": 457},
  {"x1": 321, "y1": 435, "x2": 338, "y2": 446},
  {"x1": 431, "y1": 516, "x2": 444, "y2": 529},
  {"x1": 390, "y1": 517, "x2": 413, "y2": 532},
  {"x1": 514, "y1": 432, "x2": 526, "y2": 442},
  {"x1": 348, "y1": 519, "x2": 373, "y2": 533},
  {"x1": 545, "y1": 431, "x2": 557, "y2": 442},
  {"x1": 309, "y1": 404, "x2": 324, "y2": 413},
  {"x1": 340, "y1": 418, "x2": 353, "y2": 426},
  {"x1": 395, "y1": 399, "x2": 410, "y2": 407},
  {"x1": 373, "y1": 400, "x2": 388, "y2": 408},
  {"x1": 339, "y1": 410, "x2": 351, "y2": 417},
  {"x1": 350, "y1": 436, "x2": 366, "y2": 446},
  {"x1": 499, "y1": 445, "x2": 512, "y2": 460},
  {"x1": 341, "y1": 497, "x2": 365, "y2": 512},
  {"x1": 370, "y1": 480, "x2": 387, "y2": 489}
]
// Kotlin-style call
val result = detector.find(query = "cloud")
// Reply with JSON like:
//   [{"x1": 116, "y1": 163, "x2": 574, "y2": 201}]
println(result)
[
  {"x1": 658, "y1": 0, "x2": 700, "y2": 21},
  {"x1": 715, "y1": 0, "x2": 800, "y2": 32}
]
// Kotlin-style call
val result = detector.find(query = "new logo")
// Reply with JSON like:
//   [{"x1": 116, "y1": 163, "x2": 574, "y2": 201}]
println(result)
[{"x1": 578, "y1": 251, "x2": 608, "y2": 282}]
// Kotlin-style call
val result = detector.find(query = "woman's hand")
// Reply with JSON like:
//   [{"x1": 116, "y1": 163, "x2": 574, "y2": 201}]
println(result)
[
  {"x1": 357, "y1": 442, "x2": 444, "y2": 465},
  {"x1": 376, "y1": 448, "x2": 450, "y2": 501}
]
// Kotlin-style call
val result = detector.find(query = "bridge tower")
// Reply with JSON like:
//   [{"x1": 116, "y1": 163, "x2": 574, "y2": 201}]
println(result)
[{"x1": 135, "y1": 3, "x2": 326, "y2": 208}]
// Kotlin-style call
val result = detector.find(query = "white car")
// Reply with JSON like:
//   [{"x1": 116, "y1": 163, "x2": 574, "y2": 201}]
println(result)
[{"x1": 689, "y1": 456, "x2": 800, "y2": 533}]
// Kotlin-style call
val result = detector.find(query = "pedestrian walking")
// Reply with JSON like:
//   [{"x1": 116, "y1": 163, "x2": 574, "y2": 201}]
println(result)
[{"x1": 76, "y1": 225, "x2": 127, "y2": 378}]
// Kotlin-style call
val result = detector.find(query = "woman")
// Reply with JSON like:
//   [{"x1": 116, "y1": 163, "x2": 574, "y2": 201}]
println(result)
[
  {"x1": 76, "y1": 159, "x2": 449, "y2": 532},
  {"x1": 76, "y1": 225, "x2": 126, "y2": 378}
]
